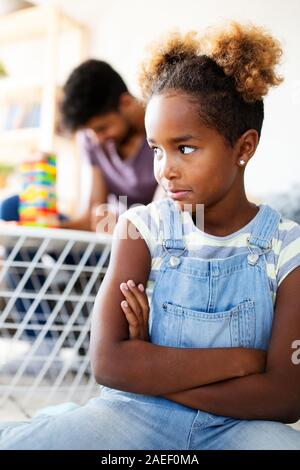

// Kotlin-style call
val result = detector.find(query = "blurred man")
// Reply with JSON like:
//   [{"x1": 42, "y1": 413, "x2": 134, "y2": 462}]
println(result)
[
  {"x1": 60, "y1": 59, "x2": 162, "y2": 233},
  {"x1": 0, "y1": 60, "x2": 163, "y2": 233}
]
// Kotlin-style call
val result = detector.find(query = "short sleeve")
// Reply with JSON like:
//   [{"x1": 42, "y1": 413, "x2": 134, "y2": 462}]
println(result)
[
  {"x1": 276, "y1": 219, "x2": 300, "y2": 286},
  {"x1": 119, "y1": 202, "x2": 161, "y2": 257}
]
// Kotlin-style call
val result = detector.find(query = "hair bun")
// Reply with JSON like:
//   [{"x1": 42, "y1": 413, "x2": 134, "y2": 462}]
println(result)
[
  {"x1": 139, "y1": 31, "x2": 200, "y2": 100},
  {"x1": 201, "y1": 21, "x2": 283, "y2": 102}
]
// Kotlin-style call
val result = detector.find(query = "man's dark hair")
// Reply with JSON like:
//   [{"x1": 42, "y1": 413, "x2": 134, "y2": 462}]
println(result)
[{"x1": 61, "y1": 59, "x2": 128, "y2": 131}]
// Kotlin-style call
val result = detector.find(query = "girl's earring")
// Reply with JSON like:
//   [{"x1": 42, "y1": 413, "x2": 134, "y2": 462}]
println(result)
[{"x1": 239, "y1": 159, "x2": 246, "y2": 166}]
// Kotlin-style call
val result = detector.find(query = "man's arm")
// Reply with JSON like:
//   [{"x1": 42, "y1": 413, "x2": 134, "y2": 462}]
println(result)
[
  {"x1": 164, "y1": 267, "x2": 300, "y2": 423},
  {"x1": 60, "y1": 166, "x2": 108, "y2": 231},
  {"x1": 90, "y1": 217, "x2": 265, "y2": 396},
  {"x1": 60, "y1": 212, "x2": 91, "y2": 231}
]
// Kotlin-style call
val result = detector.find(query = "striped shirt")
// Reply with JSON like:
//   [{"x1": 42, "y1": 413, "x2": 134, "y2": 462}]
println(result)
[{"x1": 120, "y1": 199, "x2": 300, "y2": 304}]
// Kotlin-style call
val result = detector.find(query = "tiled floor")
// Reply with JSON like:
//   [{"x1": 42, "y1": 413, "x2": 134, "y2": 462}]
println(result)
[
  {"x1": 0, "y1": 337, "x2": 98, "y2": 420},
  {"x1": 0, "y1": 398, "x2": 31, "y2": 421}
]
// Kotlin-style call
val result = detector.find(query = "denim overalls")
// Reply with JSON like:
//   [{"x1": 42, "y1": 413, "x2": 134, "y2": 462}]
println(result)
[{"x1": 1, "y1": 200, "x2": 300, "y2": 449}]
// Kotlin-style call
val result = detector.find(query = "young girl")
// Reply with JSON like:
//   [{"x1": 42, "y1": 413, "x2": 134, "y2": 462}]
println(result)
[{"x1": 1, "y1": 22, "x2": 300, "y2": 450}]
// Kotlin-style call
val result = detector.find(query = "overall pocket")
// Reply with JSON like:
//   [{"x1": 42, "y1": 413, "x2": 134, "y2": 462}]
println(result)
[{"x1": 153, "y1": 299, "x2": 256, "y2": 349}]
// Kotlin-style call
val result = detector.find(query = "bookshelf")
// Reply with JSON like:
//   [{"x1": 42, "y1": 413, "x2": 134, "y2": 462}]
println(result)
[
  {"x1": 0, "y1": 4, "x2": 88, "y2": 214},
  {"x1": 0, "y1": 4, "x2": 86, "y2": 45}
]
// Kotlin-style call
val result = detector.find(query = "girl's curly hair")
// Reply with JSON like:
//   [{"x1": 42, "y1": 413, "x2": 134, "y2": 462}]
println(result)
[{"x1": 139, "y1": 22, "x2": 283, "y2": 146}]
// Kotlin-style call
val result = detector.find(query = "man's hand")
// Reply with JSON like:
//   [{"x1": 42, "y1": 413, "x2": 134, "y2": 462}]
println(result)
[{"x1": 120, "y1": 280, "x2": 150, "y2": 341}]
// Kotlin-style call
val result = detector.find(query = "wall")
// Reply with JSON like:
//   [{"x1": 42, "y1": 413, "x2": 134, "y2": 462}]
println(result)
[{"x1": 36, "y1": 0, "x2": 300, "y2": 199}]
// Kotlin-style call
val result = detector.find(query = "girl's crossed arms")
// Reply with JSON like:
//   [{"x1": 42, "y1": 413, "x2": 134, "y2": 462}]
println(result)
[{"x1": 119, "y1": 260, "x2": 300, "y2": 424}]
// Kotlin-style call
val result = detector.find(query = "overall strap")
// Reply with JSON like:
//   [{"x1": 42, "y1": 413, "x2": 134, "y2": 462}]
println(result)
[
  {"x1": 248, "y1": 204, "x2": 281, "y2": 250},
  {"x1": 160, "y1": 199, "x2": 185, "y2": 253}
]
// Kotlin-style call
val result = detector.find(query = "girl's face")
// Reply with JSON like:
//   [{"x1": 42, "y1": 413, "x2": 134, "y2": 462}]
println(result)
[{"x1": 145, "y1": 92, "x2": 243, "y2": 213}]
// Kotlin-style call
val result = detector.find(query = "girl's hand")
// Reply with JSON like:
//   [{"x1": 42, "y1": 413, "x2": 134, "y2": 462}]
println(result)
[{"x1": 120, "y1": 280, "x2": 150, "y2": 341}]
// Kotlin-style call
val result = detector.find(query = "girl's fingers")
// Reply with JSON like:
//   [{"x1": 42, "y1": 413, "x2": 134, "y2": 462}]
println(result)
[
  {"x1": 120, "y1": 282, "x2": 143, "y2": 321},
  {"x1": 121, "y1": 301, "x2": 140, "y2": 339},
  {"x1": 126, "y1": 280, "x2": 149, "y2": 326},
  {"x1": 121, "y1": 301, "x2": 138, "y2": 326},
  {"x1": 119, "y1": 281, "x2": 150, "y2": 340}
]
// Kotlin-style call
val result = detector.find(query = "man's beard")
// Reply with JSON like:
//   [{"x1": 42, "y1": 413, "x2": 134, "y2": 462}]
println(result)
[
  {"x1": 117, "y1": 124, "x2": 135, "y2": 147},
  {"x1": 116, "y1": 112, "x2": 136, "y2": 146}
]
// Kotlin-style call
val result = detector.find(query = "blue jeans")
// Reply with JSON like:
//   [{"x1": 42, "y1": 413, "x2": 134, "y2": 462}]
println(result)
[
  {"x1": 0, "y1": 392, "x2": 299, "y2": 449},
  {"x1": 0, "y1": 194, "x2": 20, "y2": 221}
]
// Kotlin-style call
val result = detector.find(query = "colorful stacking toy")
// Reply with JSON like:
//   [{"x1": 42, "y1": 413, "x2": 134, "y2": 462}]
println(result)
[{"x1": 19, "y1": 154, "x2": 58, "y2": 227}]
